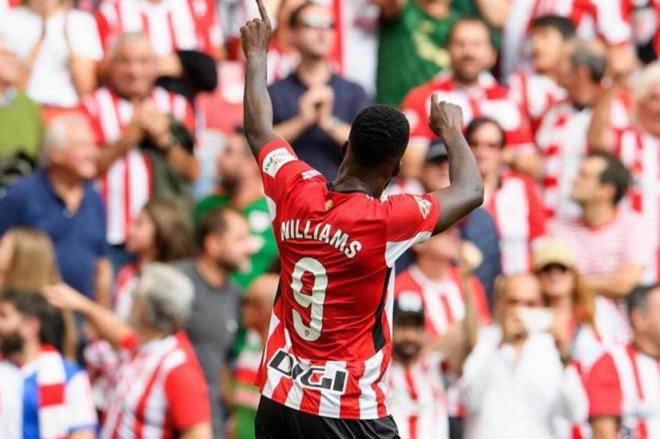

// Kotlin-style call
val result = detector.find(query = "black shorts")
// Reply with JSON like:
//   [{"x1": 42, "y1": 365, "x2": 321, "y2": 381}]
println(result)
[{"x1": 254, "y1": 396, "x2": 401, "y2": 439}]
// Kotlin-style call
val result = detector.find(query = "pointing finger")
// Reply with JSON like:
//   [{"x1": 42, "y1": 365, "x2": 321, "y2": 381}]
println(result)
[{"x1": 255, "y1": 0, "x2": 272, "y2": 29}]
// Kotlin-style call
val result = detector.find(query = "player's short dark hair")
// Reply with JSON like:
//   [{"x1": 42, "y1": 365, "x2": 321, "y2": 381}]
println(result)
[
  {"x1": 289, "y1": 2, "x2": 316, "y2": 28},
  {"x1": 0, "y1": 290, "x2": 62, "y2": 347},
  {"x1": 571, "y1": 42, "x2": 608, "y2": 83},
  {"x1": 465, "y1": 116, "x2": 506, "y2": 149},
  {"x1": 627, "y1": 284, "x2": 660, "y2": 317},
  {"x1": 589, "y1": 151, "x2": 631, "y2": 205},
  {"x1": 530, "y1": 15, "x2": 576, "y2": 40},
  {"x1": 196, "y1": 207, "x2": 234, "y2": 248},
  {"x1": 448, "y1": 17, "x2": 493, "y2": 47},
  {"x1": 348, "y1": 105, "x2": 410, "y2": 167}
]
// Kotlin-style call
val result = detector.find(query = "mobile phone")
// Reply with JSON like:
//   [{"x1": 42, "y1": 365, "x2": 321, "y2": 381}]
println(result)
[{"x1": 519, "y1": 308, "x2": 554, "y2": 333}]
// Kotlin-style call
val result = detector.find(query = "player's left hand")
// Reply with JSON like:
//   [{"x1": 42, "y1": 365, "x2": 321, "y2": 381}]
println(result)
[{"x1": 240, "y1": 0, "x2": 272, "y2": 58}]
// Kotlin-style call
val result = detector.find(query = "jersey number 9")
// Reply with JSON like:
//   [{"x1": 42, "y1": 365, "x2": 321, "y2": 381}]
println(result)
[{"x1": 291, "y1": 257, "x2": 327, "y2": 341}]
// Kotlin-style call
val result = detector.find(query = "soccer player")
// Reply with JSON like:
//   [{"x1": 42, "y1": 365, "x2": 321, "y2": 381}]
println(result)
[{"x1": 240, "y1": 2, "x2": 484, "y2": 437}]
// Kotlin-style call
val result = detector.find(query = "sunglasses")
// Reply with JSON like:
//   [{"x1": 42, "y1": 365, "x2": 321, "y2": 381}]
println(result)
[
  {"x1": 539, "y1": 264, "x2": 570, "y2": 274},
  {"x1": 297, "y1": 16, "x2": 336, "y2": 30},
  {"x1": 506, "y1": 298, "x2": 541, "y2": 307}
]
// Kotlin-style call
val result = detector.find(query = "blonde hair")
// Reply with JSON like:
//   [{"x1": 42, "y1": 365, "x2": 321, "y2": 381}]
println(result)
[{"x1": 3, "y1": 227, "x2": 61, "y2": 291}]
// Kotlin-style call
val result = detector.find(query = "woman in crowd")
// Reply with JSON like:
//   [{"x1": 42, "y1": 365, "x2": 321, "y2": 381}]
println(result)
[
  {"x1": 0, "y1": 227, "x2": 77, "y2": 359},
  {"x1": 533, "y1": 238, "x2": 603, "y2": 369},
  {"x1": 112, "y1": 198, "x2": 193, "y2": 319}
]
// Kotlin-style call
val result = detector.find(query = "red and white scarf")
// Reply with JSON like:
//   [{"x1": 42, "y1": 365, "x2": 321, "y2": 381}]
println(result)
[{"x1": 35, "y1": 345, "x2": 69, "y2": 439}]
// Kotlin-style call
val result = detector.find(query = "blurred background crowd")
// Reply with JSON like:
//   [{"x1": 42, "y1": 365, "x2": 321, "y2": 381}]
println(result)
[{"x1": 1, "y1": 0, "x2": 660, "y2": 438}]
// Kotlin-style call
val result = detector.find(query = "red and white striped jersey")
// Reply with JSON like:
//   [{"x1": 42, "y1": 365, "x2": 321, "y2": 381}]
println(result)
[
  {"x1": 485, "y1": 172, "x2": 547, "y2": 275},
  {"x1": 536, "y1": 98, "x2": 631, "y2": 219},
  {"x1": 587, "y1": 345, "x2": 660, "y2": 439},
  {"x1": 401, "y1": 72, "x2": 534, "y2": 151},
  {"x1": 394, "y1": 265, "x2": 490, "y2": 339},
  {"x1": 82, "y1": 86, "x2": 194, "y2": 245},
  {"x1": 387, "y1": 354, "x2": 449, "y2": 439},
  {"x1": 255, "y1": 139, "x2": 441, "y2": 419},
  {"x1": 550, "y1": 210, "x2": 652, "y2": 345},
  {"x1": 101, "y1": 332, "x2": 210, "y2": 439},
  {"x1": 507, "y1": 70, "x2": 566, "y2": 134},
  {"x1": 113, "y1": 263, "x2": 140, "y2": 321},
  {"x1": 502, "y1": 0, "x2": 631, "y2": 77},
  {"x1": 614, "y1": 128, "x2": 660, "y2": 284},
  {"x1": 96, "y1": 0, "x2": 220, "y2": 56}
]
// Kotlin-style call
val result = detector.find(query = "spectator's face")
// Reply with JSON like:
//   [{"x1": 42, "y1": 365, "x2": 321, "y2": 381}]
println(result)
[
  {"x1": 420, "y1": 160, "x2": 450, "y2": 192},
  {"x1": 448, "y1": 22, "x2": 495, "y2": 84},
  {"x1": 415, "y1": 227, "x2": 460, "y2": 261},
  {"x1": 571, "y1": 156, "x2": 607, "y2": 205},
  {"x1": 0, "y1": 302, "x2": 28, "y2": 358},
  {"x1": 468, "y1": 122, "x2": 504, "y2": 178},
  {"x1": 633, "y1": 288, "x2": 660, "y2": 348},
  {"x1": 530, "y1": 27, "x2": 565, "y2": 74},
  {"x1": 537, "y1": 264, "x2": 575, "y2": 300},
  {"x1": 291, "y1": 5, "x2": 336, "y2": 59},
  {"x1": 208, "y1": 211, "x2": 255, "y2": 273},
  {"x1": 109, "y1": 38, "x2": 157, "y2": 99},
  {"x1": 0, "y1": 43, "x2": 21, "y2": 86},
  {"x1": 125, "y1": 210, "x2": 156, "y2": 257},
  {"x1": 52, "y1": 121, "x2": 98, "y2": 180},
  {"x1": 392, "y1": 322, "x2": 424, "y2": 362},
  {"x1": 638, "y1": 79, "x2": 660, "y2": 137},
  {"x1": 242, "y1": 277, "x2": 277, "y2": 330},
  {"x1": 498, "y1": 276, "x2": 543, "y2": 338},
  {"x1": 217, "y1": 133, "x2": 255, "y2": 185}
]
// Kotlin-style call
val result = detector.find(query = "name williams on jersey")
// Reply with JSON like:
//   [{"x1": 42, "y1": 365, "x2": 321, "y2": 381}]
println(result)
[{"x1": 280, "y1": 219, "x2": 363, "y2": 259}]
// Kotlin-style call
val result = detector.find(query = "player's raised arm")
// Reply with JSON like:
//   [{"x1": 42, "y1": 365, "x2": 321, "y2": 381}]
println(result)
[
  {"x1": 429, "y1": 96, "x2": 484, "y2": 234},
  {"x1": 240, "y1": 0, "x2": 278, "y2": 155}
]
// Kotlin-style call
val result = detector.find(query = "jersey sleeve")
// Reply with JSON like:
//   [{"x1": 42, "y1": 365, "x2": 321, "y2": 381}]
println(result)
[
  {"x1": 65, "y1": 370, "x2": 98, "y2": 433},
  {"x1": 164, "y1": 362, "x2": 211, "y2": 429},
  {"x1": 383, "y1": 193, "x2": 441, "y2": 267},
  {"x1": 594, "y1": 0, "x2": 632, "y2": 45},
  {"x1": 257, "y1": 138, "x2": 325, "y2": 207},
  {"x1": 586, "y1": 353, "x2": 622, "y2": 418}
]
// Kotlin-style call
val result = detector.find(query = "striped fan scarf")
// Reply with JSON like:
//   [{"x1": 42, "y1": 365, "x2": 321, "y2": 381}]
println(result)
[{"x1": 36, "y1": 345, "x2": 69, "y2": 439}]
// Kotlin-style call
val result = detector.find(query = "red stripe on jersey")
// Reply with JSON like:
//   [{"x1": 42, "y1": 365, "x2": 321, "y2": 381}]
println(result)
[
  {"x1": 439, "y1": 295, "x2": 454, "y2": 325},
  {"x1": 404, "y1": 370, "x2": 419, "y2": 439},
  {"x1": 133, "y1": 352, "x2": 171, "y2": 438},
  {"x1": 627, "y1": 345, "x2": 649, "y2": 439}
]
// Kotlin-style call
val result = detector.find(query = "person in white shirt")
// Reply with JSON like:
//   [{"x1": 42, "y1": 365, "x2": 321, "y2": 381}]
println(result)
[
  {"x1": 462, "y1": 274, "x2": 583, "y2": 439},
  {"x1": 0, "y1": 0, "x2": 102, "y2": 108},
  {"x1": 387, "y1": 292, "x2": 449, "y2": 439}
]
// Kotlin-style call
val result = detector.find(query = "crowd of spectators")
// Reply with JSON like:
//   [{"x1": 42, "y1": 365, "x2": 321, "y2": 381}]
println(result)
[{"x1": 1, "y1": 0, "x2": 660, "y2": 438}]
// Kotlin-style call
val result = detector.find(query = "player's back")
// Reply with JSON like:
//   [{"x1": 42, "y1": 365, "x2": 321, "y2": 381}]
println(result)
[{"x1": 256, "y1": 139, "x2": 440, "y2": 419}]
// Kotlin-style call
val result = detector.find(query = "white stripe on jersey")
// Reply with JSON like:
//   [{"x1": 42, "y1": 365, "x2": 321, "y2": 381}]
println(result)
[
  {"x1": 385, "y1": 232, "x2": 431, "y2": 267},
  {"x1": 319, "y1": 360, "x2": 347, "y2": 418},
  {"x1": 358, "y1": 350, "x2": 384, "y2": 419}
]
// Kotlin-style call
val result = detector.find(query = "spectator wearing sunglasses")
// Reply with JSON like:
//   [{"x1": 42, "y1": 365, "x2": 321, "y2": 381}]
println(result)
[{"x1": 268, "y1": 1, "x2": 369, "y2": 181}]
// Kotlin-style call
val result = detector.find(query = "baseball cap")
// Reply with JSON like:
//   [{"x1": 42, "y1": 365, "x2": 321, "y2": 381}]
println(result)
[
  {"x1": 426, "y1": 139, "x2": 448, "y2": 163},
  {"x1": 532, "y1": 238, "x2": 577, "y2": 272},
  {"x1": 393, "y1": 292, "x2": 425, "y2": 326}
]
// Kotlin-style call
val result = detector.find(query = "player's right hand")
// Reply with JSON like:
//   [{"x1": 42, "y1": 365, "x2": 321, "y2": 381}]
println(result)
[
  {"x1": 240, "y1": 0, "x2": 272, "y2": 58},
  {"x1": 429, "y1": 94, "x2": 464, "y2": 139}
]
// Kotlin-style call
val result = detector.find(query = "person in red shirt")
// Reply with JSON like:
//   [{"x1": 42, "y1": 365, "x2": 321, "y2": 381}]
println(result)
[
  {"x1": 44, "y1": 264, "x2": 212, "y2": 439},
  {"x1": 586, "y1": 284, "x2": 660, "y2": 439},
  {"x1": 467, "y1": 116, "x2": 546, "y2": 275},
  {"x1": 240, "y1": 1, "x2": 483, "y2": 436},
  {"x1": 400, "y1": 17, "x2": 534, "y2": 179}
]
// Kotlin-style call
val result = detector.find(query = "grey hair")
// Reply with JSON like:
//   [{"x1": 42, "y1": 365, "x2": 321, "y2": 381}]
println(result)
[
  {"x1": 108, "y1": 31, "x2": 151, "y2": 59},
  {"x1": 136, "y1": 263, "x2": 195, "y2": 334},
  {"x1": 40, "y1": 113, "x2": 91, "y2": 167},
  {"x1": 632, "y1": 61, "x2": 660, "y2": 103},
  {"x1": 570, "y1": 40, "x2": 608, "y2": 83}
]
